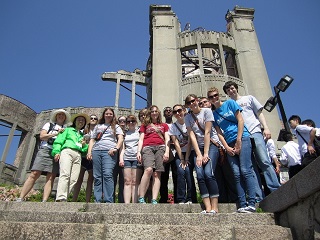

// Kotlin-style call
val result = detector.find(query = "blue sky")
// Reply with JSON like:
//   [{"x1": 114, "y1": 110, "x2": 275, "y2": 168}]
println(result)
[{"x1": 1, "y1": 1, "x2": 320, "y2": 164}]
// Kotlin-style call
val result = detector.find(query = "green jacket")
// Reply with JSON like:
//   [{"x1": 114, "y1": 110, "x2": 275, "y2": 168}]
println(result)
[{"x1": 51, "y1": 127, "x2": 88, "y2": 156}]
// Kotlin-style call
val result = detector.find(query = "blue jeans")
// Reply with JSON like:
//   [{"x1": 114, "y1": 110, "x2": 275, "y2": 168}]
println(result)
[
  {"x1": 227, "y1": 137, "x2": 256, "y2": 208},
  {"x1": 252, "y1": 132, "x2": 281, "y2": 192},
  {"x1": 175, "y1": 151, "x2": 197, "y2": 203},
  {"x1": 194, "y1": 145, "x2": 219, "y2": 199},
  {"x1": 92, "y1": 150, "x2": 117, "y2": 203}
]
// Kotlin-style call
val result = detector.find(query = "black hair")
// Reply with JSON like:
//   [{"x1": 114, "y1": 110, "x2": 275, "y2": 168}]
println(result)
[
  {"x1": 282, "y1": 131, "x2": 293, "y2": 142},
  {"x1": 223, "y1": 81, "x2": 238, "y2": 94},
  {"x1": 72, "y1": 116, "x2": 87, "y2": 130},
  {"x1": 288, "y1": 115, "x2": 301, "y2": 124},
  {"x1": 301, "y1": 119, "x2": 316, "y2": 128}
]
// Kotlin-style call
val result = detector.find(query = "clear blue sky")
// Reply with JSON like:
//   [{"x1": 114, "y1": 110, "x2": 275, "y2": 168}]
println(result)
[{"x1": 1, "y1": 1, "x2": 319, "y2": 164}]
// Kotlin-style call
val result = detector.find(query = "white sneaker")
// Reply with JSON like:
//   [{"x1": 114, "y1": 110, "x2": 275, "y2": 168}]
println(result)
[
  {"x1": 16, "y1": 198, "x2": 23, "y2": 202},
  {"x1": 185, "y1": 201, "x2": 192, "y2": 204},
  {"x1": 237, "y1": 206, "x2": 256, "y2": 213},
  {"x1": 178, "y1": 202, "x2": 185, "y2": 204}
]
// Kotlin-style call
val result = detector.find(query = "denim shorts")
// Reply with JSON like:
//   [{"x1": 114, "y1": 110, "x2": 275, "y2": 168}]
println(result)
[{"x1": 124, "y1": 160, "x2": 137, "y2": 169}]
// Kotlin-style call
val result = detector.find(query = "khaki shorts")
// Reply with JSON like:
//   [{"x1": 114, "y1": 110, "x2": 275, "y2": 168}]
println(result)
[{"x1": 141, "y1": 145, "x2": 165, "y2": 172}]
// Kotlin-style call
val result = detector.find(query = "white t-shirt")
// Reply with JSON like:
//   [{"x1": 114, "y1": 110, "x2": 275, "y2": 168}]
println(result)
[
  {"x1": 266, "y1": 139, "x2": 277, "y2": 163},
  {"x1": 280, "y1": 141, "x2": 301, "y2": 167},
  {"x1": 294, "y1": 125, "x2": 314, "y2": 156},
  {"x1": 123, "y1": 128, "x2": 139, "y2": 161},
  {"x1": 185, "y1": 108, "x2": 218, "y2": 148},
  {"x1": 40, "y1": 122, "x2": 65, "y2": 149},
  {"x1": 169, "y1": 121, "x2": 189, "y2": 153},
  {"x1": 91, "y1": 123, "x2": 124, "y2": 151},
  {"x1": 236, "y1": 95, "x2": 263, "y2": 134}
]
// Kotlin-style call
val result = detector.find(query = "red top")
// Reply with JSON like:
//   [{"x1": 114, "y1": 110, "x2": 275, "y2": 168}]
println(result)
[{"x1": 140, "y1": 123, "x2": 169, "y2": 147}]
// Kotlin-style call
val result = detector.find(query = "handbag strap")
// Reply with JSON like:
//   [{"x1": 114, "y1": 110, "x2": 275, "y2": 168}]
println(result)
[
  {"x1": 150, "y1": 123, "x2": 165, "y2": 142},
  {"x1": 190, "y1": 111, "x2": 221, "y2": 148},
  {"x1": 190, "y1": 112, "x2": 205, "y2": 133},
  {"x1": 174, "y1": 122, "x2": 187, "y2": 137},
  {"x1": 296, "y1": 129, "x2": 308, "y2": 144},
  {"x1": 215, "y1": 110, "x2": 251, "y2": 135}
]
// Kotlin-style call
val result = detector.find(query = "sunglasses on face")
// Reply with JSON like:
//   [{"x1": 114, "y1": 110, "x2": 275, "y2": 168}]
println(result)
[
  {"x1": 208, "y1": 93, "x2": 219, "y2": 99},
  {"x1": 164, "y1": 109, "x2": 172, "y2": 112},
  {"x1": 126, "y1": 120, "x2": 136, "y2": 124},
  {"x1": 173, "y1": 108, "x2": 183, "y2": 114},
  {"x1": 90, "y1": 117, "x2": 98, "y2": 120},
  {"x1": 199, "y1": 100, "x2": 208, "y2": 106},
  {"x1": 186, "y1": 99, "x2": 196, "y2": 105},
  {"x1": 118, "y1": 119, "x2": 126, "y2": 123}
]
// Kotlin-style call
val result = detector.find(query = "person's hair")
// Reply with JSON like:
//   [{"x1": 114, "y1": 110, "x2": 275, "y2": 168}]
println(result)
[
  {"x1": 143, "y1": 105, "x2": 162, "y2": 125},
  {"x1": 282, "y1": 131, "x2": 293, "y2": 142},
  {"x1": 207, "y1": 87, "x2": 219, "y2": 97},
  {"x1": 163, "y1": 106, "x2": 172, "y2": 114},
  {"x1": 223, "y1": 81, "x2": 238, "y2": 94},
  {"x1": 138, "y1": 108, "x2": 147, "y2": 121},
  {"x1": 84, "y1": 114, "x2": 98, "y2": 134},
  {"x1": 118, "y1": 116, "x2": 126, "y2": 121},
  {"x1": 99, "y1": 108, "x2": 117, "y2": 136},
  {"x1": 301, "y1": 119, "x2": 316, "y2": 128},
  {"x1": 184, "y1": 94, "x2": 197, "y2": 105},
  {"x1": 126, "y1": 114, "x2": 137, "y2": 122},
  {"x1": 71, "y1": 116, "x2": 87, "y2": 130},
  {"x1": 288, "y1": 115, "x2": 301, "y2": 124},
  {"x1": 172, "y1": 104, "x2": 184, "y2": 110},
  {"x1": 199, "y1": 97, "x2": 208, "y2": 101}
]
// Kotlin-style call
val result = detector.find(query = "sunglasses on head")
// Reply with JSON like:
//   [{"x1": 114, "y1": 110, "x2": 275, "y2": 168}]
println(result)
[
  {"x1": 126, "y1": 120, "x2": 136, "y2": 124},
  {"x1": 173, "y1": 108, "x2": 183, "y2": 114},
  {"x1": 208, "y1": 93, "x2": 219, "y2": 99},
  {"x1": 186, "y1": 99, "x2": 196, "y2": 105},
  {"x1": 90, "y1": 117, "x2": 98, "y2": 120}
]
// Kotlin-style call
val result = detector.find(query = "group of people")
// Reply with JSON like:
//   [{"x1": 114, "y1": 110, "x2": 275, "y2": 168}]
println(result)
[{"x1": 17, "y1": 81, "x2": 317, "y2": 214}]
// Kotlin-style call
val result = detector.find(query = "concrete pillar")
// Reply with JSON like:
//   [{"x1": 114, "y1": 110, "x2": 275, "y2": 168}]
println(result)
[
  {"x1": 225, "y1": 6, "x2": 281, "y2": 138},
  {"x1": 115, "y1": 73, "x2": 121, "y2": 115},
  {"x1": 149, "y1": 5, "x2": 182, "y2": 112},
  {"x1": 0, "y1": 122, "x2": 17, "y2": 165},
  {"x1": 131, "y1": 80, "x2": 136, "y2": 114}
]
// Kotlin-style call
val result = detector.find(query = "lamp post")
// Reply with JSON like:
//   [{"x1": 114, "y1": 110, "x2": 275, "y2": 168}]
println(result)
[{"x1": 264, "y1": 75, "x2": 294, "y2": 140}]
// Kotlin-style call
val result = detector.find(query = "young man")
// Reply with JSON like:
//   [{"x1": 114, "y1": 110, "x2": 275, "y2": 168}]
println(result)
[
  {"x1": 279, "y1": 131, "x2": 302, "y2": 179},
  {"x1": 288, "y1": 115, "x2": 317, "y2": 162},
  {"x1": 222, "y1": 81, "x2": 281, "y2": 196},
  {"x1": 159, "y1": 107, "x2": 177, "y2": 203}
]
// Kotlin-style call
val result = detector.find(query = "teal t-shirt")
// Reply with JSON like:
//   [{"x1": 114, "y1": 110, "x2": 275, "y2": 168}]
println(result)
[{"x1": 213, "y1": 99, "x2": 250, "y2": 144}]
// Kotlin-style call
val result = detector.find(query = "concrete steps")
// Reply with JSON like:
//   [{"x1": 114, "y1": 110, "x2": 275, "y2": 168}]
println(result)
[{"x1": 0, "y1": 202, "x2": 292, "y2": 240}]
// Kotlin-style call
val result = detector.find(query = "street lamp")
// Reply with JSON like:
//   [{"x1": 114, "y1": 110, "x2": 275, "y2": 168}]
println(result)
[{"x1": 264, "y1": 75, "x2": 294, "y2": 141}]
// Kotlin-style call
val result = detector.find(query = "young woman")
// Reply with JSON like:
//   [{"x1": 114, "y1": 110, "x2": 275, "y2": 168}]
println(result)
[
  {"x1": 113, "y1": 115, "x2": 126, "y2": 203},
  {"x1": 184, "y1": 94, "x2": 219, "y2": 214},
  {"x1": 72, "y1": 114, "x2": 98, "y2": 202},
  {"x1": 17, "y1": 109, "x2": 71, "y2": 202},
  {"x1": 52, "y1": 113, "x2": 90, "y2": 202},
  {"x1": 208, "y1": 87, "x2": 256, "y2": 213},
  {"x1": 137, "y1": 105, "x2": 170, "y2": 204},
  {"x1": 119, "y1": 115, "x2": 140, "y2": 203},
  {"x1": 87, "y1": 108, "x2": 124, "y2": 203},
  {"x1": 169, "y1": 104, "x2": 197, "y2": 204}
]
